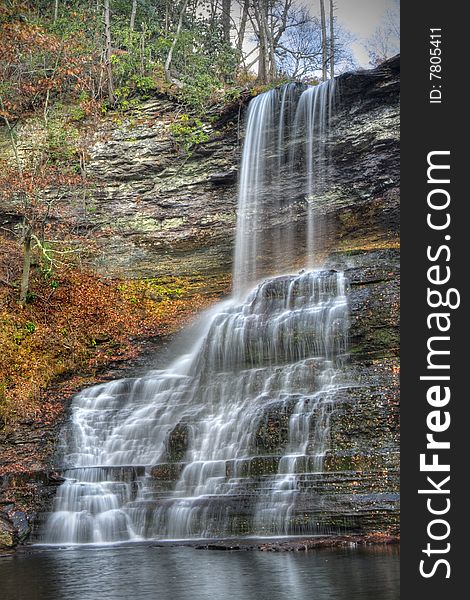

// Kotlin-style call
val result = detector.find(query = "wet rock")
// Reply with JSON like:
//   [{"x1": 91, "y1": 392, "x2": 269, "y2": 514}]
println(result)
[
  {"x1": 0, "y1": 515, "x2": 15, "y2": 549},
  {"x1": 255, "y1": 402, "x2": 293, "y2": 454},
  {"x1": 150, "y1": 463, "x2": 185, "y2": 482},
  {"x1": 165, "y1": 423, "x2": 190, "y2": 462},
  {"x1": 0, "y1": 506, "x2": 30, "y2": 550},
  {"x1": 227, "y1": 456, "x2": 281, "y2": 478}
]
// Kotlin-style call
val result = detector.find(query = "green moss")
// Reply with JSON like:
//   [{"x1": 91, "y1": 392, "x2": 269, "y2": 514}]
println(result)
[
  {"x1": 170, "y1": 114, "x2": 211, "y2": 155},
  {"x1": 117, "y1": 275, "x2": 199, "y2": 303},
  {"x1": 0, "y1": 528, "x2": 14, "y2": 548},
  {"x1": 323, "y1": 452, "x2": 399, "y2": 473},
  {"x1": 113, "y1": 215, "x2": 185, "y2": 233},
  {"x1": 350, "y1": 327, "x2": 399, "y2": 359}
]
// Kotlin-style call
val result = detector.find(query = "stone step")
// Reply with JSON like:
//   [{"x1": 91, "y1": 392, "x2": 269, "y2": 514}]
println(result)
[
  {"x1": 149, "y1": 454, "x2": 398, "y2": 479},
  {"x1": 35, "y1": 489, "x2": 399, "y2": 523},
  {"x1": 33, "y1": 484, "x2": 399, "y2": 540},
  {"x1": 58, "y1": 465, "x2": 147, "y2": 481}
]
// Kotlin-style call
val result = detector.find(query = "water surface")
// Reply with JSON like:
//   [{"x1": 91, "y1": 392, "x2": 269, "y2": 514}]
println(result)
[{"x1": 0, "y1": 544, "x2": 399, "y2": 600}]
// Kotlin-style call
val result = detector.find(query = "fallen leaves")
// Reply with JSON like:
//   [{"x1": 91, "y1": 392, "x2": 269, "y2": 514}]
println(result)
[{"x1": 0, "y1": 251, "x2": 223, "y2": 435}]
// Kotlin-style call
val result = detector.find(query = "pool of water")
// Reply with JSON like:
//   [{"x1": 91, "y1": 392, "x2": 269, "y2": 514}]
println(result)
[{"x1": 0, "y1": 543, "x2": 399, "y2": 600}]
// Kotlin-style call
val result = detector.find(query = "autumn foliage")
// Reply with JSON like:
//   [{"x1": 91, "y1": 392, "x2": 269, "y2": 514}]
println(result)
[
  {"x1": 0, "y1": 2, "x2": 100, "y2": 123},
  {"x1": 0, "y1": 239, "x2": 223, "y2": 429},
  {"x1": 0, "y1": 3, "x2": 230, "y2": 434}
]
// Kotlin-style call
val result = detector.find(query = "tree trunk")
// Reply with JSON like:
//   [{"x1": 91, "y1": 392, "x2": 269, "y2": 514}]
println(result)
[
  {"x1": 164, "y1": 0, "x2": 189, "y2": 83},
  {"x1": 258, "y1": 43, "x2": 268, "y2": 83},
  {"x1": 0, "y1": 99, "x2": 28, "y2": 304},
  {"x1": 164, "y1": 0, "x2": 169, "y2": 34},
  {"x1": 253, "y1": 0, "x2": 270, "y2": 84},
  {"x1": 222, "y1": 0, "x2": 231, "y2": 44},
  {"x1": 130, "y1": 0, "x2": 137, "y2": 32},
  {"x1": 0, "y1": 102, "x2": 22, "y2": 177},
  {"x1": 54, "y1": 0, "x2": 59, "y2": 23},
  {"x1": 140, "y1": 25, "x2": 145, "y2": 75},
  {"x1": 104, "y1": 0, "x2": 115, "y2": 104},
  {"x1": 237, "y1": 0, "x2": 249, "y2": 60},
  {"x1": 19, "y1": 225, "x2": 32, "y2": 305},
  {"x1": 267, "y1": 15, "x2": 277, "y2": 80},
  {"x1": 329, "y1": 0, "x2": 335, "y2": 79},
  {"x1": 320, "y1": 0, "x2": 328, "y2": 81}
]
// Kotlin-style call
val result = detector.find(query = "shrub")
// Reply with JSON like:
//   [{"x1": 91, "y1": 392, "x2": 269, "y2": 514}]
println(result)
[{"x1": 169, "y1": 114, "x2": 210, "y2": 154}]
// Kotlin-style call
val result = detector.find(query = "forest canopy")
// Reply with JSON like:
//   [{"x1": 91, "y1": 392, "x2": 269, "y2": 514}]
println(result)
[{"x1": 1, "y1": 0, "x2": 356, "y2": 118}]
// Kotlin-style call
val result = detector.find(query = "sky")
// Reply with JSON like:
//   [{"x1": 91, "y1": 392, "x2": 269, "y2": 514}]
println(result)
[
  {"x1": 233, "y1": 0, "x2": 400, "y2": 73},
  {"x1": 333, "y1": 0, "x2": 400, "y2": 66}
]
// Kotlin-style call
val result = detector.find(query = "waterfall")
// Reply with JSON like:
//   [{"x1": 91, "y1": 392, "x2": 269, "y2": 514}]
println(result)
[
  {"x1": 233, "y1": 80, "x2": 336, "y2": 295},
  {"x1": 42, "y1": 80, "x2": 346, "y2": 544}
]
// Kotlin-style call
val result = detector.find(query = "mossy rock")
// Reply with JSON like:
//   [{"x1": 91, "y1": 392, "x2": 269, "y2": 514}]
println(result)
[
  {"x1": 0, "y1": 516, "x2": 15, "y2": 549},
  {"x1": 165, "y1": 423, "x2": 190, "y2": 462},
  {"x1": 255, "y1": 403, "x2": 292, "y2": 454},
  {"x1": 150, "y1": 463, "x2": 185, "y2": 481}
]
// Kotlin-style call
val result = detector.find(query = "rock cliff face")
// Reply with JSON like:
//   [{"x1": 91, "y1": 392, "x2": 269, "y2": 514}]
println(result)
[
  {"x1": 1, "y1": 57, "x2": 399, "y2": 285},
  {"x1": 38, "y1": 55, "x2": 398, "y2": 286},
  {"x1": 94, "y1": 57, "x2": 395, "y2": 273},
  {"x1": 81, "y1": 97, "x2": 239, "y2": 285},
  {"x1": 0, "y1": 56, "x2": 400, "y2": 548},
  {"x1": 324, "y1": 248, "x2": 399, "y2": 534}
]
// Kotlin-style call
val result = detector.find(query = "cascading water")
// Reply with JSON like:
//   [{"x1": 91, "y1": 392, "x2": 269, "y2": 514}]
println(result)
[
  {"x1": 233, "y1": 80, "x2": 336, "y2": 294},
  {"x1": 42, "y1": 79, "x2": 346, "y2": 544}
]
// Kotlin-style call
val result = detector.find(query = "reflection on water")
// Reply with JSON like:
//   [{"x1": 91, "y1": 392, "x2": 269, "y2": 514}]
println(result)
[{"x1": 0, "y1": 544, "x2": 399, "y2": 600}]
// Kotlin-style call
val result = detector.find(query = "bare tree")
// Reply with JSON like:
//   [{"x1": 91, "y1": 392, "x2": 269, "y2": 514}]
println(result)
[
  {"x1": 236, "y1": 0, "x2": 250, "y2": 59},
  {"x1": 276, "y1": 7, "x2": 355, "y2": 80},
  {"x1": 164, "y1": 0, "x2": 189, "y2": 84},
  {"x1": 367, "y1": 0, "x2": 400, "y2": 66},
  {"x1": 104, "y1": 0, "x2": 115, "y2": 104},
  {"x1": 222, "y1": 0, "x2": 231, "y2": 44},
  {"x1": 319, "y1": 0, "x2": 327, "y2": 80},
  {"x1": 250, "y1": 0, "x2": 293, "y2": 83},
  {"x1": 276, "y1": 15, "x2": 322, "y2": 79},
  {"x1": 270, "y1": 1, "x2": 292, "y2": 79},
  {"x1": 251, "y1": 1, "x2": 269, "y2": 82},
  {"x1": 329, "y1": 0, "x2": 334, "y2": 78}
]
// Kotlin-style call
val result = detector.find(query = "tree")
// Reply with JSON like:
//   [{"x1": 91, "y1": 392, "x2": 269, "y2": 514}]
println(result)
[
  {"x1": 0, "y1": 100, "x2": 29, "y2": 304},
  {"x1": 251, "y1": 0, "x2": 269, "y2": 82},
  {"x1": 319, "y1": 0, "x2": 327, "y2": 81},
  {"x1": 164, "y1": 0, "x2": 189, "y2": 84},
  {"x1": 275, "y1": 4, "x2": 355, "y2": 81},
  {"x1": 249, "y1": 0, "x2": 293, "y2": 83},
  {"x1": 222, "y1": 0, "x2": 231, "y2": 44},
  {"x1": 0, "y1": 6, "x2": 88, "y2": 302},
  {"x1": 367, "y1": 0, "x2": 400, "y2": 66},
  {"x1": 0, "y1": 157, "x2": 82, "y2": 304},
  {"x1": 276, "y1": 13, "x2": 323, "y2": 80},
  {"x1": 236, "y1": 0, "x2": 249, "y2": 60},
  {"x1": 329, "y1": 0, "x2": 334, "y2": 79},
  {"x1": 104, "y1": 0, "x2": 115, "y2": 104},
  {"x1": 130, "y1": 0, "x2": 137, "y2": 32}
]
